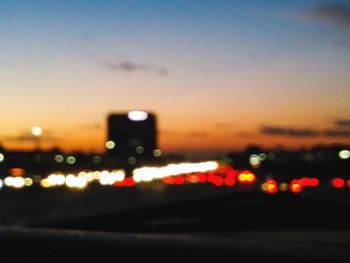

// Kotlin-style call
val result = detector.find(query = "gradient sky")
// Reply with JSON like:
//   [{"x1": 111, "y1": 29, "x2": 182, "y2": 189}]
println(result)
[{"x1": 0, "y1": 0, "x2": 350, "y2": 154}]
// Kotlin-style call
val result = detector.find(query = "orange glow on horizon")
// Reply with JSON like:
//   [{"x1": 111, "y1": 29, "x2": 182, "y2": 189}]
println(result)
[{"x1": 1, "y1": 115, "x2": 350, "y2": 153}]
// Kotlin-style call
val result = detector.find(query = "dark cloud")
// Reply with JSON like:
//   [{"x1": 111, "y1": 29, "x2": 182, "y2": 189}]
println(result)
[
  {"x1": 334, "y1": 118, "x2": 350, "y2": 127},
  {"x1": 4, "y1": 134, "x2": 60, "y2": 142},
  {"x1": 101, "y1": 60, "x2": 168, "y2": 75},
  {"x1": 306, "y1": 3, "x2": 350, "y2": 29},
  {"x1": 324, "y1": 129, "x2": 350, "y2": 137},
  {"x1": 261, "y1": 125, "x2": 350, "y2": 138},
  {"x1": 3, "y1": 130, "x2": 60, "y2": 142},
  {"x1": 261, "y1": 126, "x2": 319, "y2": 137}
]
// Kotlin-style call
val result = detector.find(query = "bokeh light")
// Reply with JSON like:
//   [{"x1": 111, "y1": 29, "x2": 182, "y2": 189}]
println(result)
[{"x1": 31, "y1": 126, "x2": 42, "y2": 136}]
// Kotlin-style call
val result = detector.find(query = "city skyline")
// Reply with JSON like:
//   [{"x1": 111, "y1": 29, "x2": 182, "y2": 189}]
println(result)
[{"x1": 1, "y1": 0, "x2": 350, "y2": 153}]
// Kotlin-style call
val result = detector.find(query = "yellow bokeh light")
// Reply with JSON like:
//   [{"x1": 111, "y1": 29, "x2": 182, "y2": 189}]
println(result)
[
  {"x1": 24, "y1": 178, "x2": 33, "y2": 186},
  {"x1": 40, "y1": 178, "x2": 50, "y2": 188}
]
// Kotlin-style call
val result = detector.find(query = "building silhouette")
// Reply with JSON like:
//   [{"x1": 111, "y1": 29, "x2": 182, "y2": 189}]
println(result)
[{"x1": 107, "y1": 111, "x2": 158, "y2": 164}]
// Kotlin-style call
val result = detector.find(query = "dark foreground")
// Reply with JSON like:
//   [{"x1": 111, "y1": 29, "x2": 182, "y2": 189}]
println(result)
[{"x1": 1, "y1": 183, "x2": 350, "y2": 261}]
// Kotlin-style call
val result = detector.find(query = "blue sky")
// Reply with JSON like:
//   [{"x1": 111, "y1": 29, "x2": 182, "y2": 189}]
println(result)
[{"x1": 0, "y1": 0, "x2": 349, "y2": 152}]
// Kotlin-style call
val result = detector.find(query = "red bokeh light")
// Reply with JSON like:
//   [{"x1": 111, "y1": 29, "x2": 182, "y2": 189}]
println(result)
[
  {"x1": 264, "y1": 179, "x2": 278, "y2": 194},
  {"x1": 224, "y1": 175, "x2": 235, "y2": 186},
  {"x1": 115, "y1": 180, "x2": 125, "y2": 187},
  {"x1": 124, "y1": 177, "x2": 135, "y2": 187},
  {"x1": 309, "y1": 178, "x2": 319, "y2": 187},
  {"x1": 332, "y1": 178, "x2": 345, "y2": 188},
  {"x1": 290, "y1": 181, "x2": 302, "y2": 193},
  {"x1": 174, "y1": 176, "x2": 185, "y2": 185},
  {"x1": 300, "y1": 178, "x2": 309, "y2": 186},
  {"x1": 207, "y1": 173, "x2": 216, "y2": 183},
  {"x1": 226, "y1": 169, "x2": 236, "y2": 178},
  {"x1": 197, "y1": 173, "x2": 206, "y2": 183},
  {"x1": 186, "y1": 174, "x2": 200, "y2": 183},
  {"x1": 162, "y1": 176, "x2": 174, "y2": 184},
  {"x1": 293, "y1": 177, "x2": 318, "y2": 188},
  {"x1": 213, "y1": 176, "x2": 224, "y2": 186}
]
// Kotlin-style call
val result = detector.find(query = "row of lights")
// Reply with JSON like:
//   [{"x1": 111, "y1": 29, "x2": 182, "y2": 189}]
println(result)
[
  {"x1": 260, "y1": 176, "x2": 350, "y2": 194},
  {"x1": 40, "y1": 170, "x2": 126, "y2": 189},
  {"x1": 1, "y1": 149, "x2": 347, "y2": 167},
  {"x1": 0, "y1": 161, "x2": 224, "y2": 190},
  {"x1": 249, "y1": 149, "x2": 350, "y2": 169},
  {"x1": 2, "y1": 177, "x2": 33, "y2": 189},
  {"x1": 55, "y1": 155, "x2": 102, "y2": 164},
  {"x1": 331, "y1": 178, "x2": 350, "y2": 188},
  {"x1": 1, "y1": 160, "x2": 349, "y2": 195},
  {"x1": 261, "y1": 178, "x2": 312, "y2": 194},
  {"x1": 132, "y1": 161, "x2": 219, "y2": 183},
  {"x1": 105, "y1": 141, "x2": 162, "y2": 156},
  {"x1": 161, "y1": 170, "x2": 256, "y2": 187}
]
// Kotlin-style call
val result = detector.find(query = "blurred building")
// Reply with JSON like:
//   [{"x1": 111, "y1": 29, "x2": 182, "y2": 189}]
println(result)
[{"x1": 107, "y1": 111, "x2": 158, "y2": 164}]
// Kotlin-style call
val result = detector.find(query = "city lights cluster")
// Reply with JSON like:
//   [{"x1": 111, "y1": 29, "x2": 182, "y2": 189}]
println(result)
[
  {"x1": 160, "y1": 169, "x2": 256, "y2": 187},
  {"x1": 331, "y1": 177, "x2": 350, "y2": 188},
  {"x1": 133, "y1": 161, "x2": 220, "y2": 183},
  {"x1": 1, "y1": 160, "x2": 350, "y2": 195},
  {"x1": 261, "y1": 177, "x2": 320, "y2": 194},
  {"x1": 2, "y1": 176, "x2": 33, "y2": 189},
  {"x1": 0, "y1": 161, "x2": 256, "y2": 190},
  {"x1": 40, "y1": 170, "x2": 126, "y2": 189}
]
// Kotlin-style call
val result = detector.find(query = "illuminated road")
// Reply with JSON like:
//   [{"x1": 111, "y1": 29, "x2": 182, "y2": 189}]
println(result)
[
  {"x1": 1, "y1": 181, "x2": 350, "y2": 228},
  {"x1": 1, "y1": 160, "x2": 350, "y2": 229},
  {"x1": 0, "y1": 184, "x2": 247, "y2": 226}
]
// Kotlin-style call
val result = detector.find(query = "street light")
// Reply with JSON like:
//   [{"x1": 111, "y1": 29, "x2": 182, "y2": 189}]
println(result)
[
  {"x1": 32, "y1": 126, "x2": 42, "y2": 137},
  {"x1": 31, "y1": 126, "x2": 42, "y2": 150}
]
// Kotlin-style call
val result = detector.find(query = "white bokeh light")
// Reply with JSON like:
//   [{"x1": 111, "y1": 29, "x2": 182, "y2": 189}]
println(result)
[{"x1": 127, "y1": 111, "x2": 148, "y2": 121}]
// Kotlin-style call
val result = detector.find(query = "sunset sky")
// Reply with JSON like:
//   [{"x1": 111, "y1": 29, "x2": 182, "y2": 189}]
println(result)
[{"x1": 1, "y1": 0, "x2": 350, "y2": 154}]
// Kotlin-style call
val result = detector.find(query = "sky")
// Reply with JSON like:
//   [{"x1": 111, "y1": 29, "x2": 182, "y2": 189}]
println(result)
[{"x1": 0, "y1": 0, "x2": 350, "y2": 154}]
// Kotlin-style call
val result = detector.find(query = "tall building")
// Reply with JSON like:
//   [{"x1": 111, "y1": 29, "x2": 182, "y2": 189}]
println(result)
[{"x1": 107, "y1": 111, "x2": 159, "y2": 164}]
